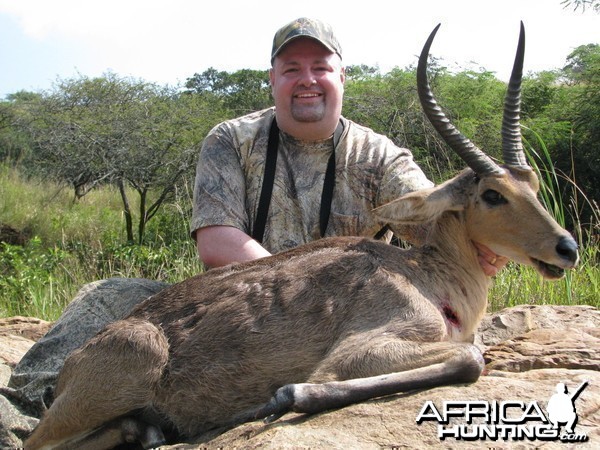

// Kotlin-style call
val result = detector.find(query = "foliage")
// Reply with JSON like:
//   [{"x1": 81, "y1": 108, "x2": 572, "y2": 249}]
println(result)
[
  {"x1": 563, "y1": 44, "x2": 600, "y2": 200},
  {"x1": 344, "y1": 45, "x2": 600, "y2": 201},
  {"x1": 520, "y1": 44, "x2": 600, "y2": 226},
  {"x1": 0, "y1": 234, "x2": 202, "y2": 320},
  {"x1": 0, "y1": 166, "x2": 201, "y2": 319},
  {"x1": 8, "y1": 73, "x2": 224, "y2": 243},
  {"x1": 344, "y1": 62, "x2": 513, "y2": 181},
  {"x1": 0, "y1": 91, "x2": 40, "y2": 163},
  {"x1": 0, "y1": 238, "x2": 69, "y2": 318},
  {"x1": 184, "y1": 67, "x2": 272, "y2": 115}
]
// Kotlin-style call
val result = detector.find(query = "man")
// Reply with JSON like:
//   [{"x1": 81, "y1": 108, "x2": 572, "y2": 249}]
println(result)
[
  {"x1": 0, "y1": 17, "x2": 505, "y2": 447},
  {"x1": 191, "y1": 17, "x2": 504, "y2": 274}
]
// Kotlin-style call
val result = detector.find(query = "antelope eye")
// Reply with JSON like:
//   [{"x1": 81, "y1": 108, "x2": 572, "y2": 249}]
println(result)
[{"x1": 482, "y1": 189, "x2": 507, "y2": 206}]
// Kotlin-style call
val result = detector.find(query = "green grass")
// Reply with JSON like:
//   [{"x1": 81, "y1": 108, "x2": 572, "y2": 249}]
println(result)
[
  {"x1": 0, "y1": 157, "x2": 598, "y2": 320},
  {"x1": 0, "y1": 165, "x2": 127, "y2": 245},
  {"x1": 0, "y1": 166, "x2": 202, "y2": 319}
]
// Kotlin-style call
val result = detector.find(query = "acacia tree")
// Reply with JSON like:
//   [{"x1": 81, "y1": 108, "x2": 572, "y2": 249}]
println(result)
[
  {"x1": 115, "y1": 91, "x2": 221, "y2": 242},
  {"x1": 184, "y1": 67, "x2": 272, "y2": 114},
  {"x1": 25, "y1": 73, "x2": 221, "y2": 243}
]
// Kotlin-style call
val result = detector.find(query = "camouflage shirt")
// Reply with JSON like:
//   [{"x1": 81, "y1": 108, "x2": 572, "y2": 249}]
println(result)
[{"x1": 191, "y1": 108, "x2": 433, "y2": 255}]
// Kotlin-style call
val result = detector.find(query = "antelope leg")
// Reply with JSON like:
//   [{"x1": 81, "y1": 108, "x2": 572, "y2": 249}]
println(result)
[{"x1": 253, "y1": 343, "x2": 483, "y2": 422}]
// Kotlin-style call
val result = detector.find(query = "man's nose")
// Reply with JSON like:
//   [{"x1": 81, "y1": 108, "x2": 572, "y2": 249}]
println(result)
[{"x1": 298, "y1": 69, "x2": 317, "y2": 87}]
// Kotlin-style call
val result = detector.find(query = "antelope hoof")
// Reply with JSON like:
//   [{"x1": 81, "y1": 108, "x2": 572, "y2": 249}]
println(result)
[{"x1": 253, "y1": 385, "x2": 296, "y2": 423}]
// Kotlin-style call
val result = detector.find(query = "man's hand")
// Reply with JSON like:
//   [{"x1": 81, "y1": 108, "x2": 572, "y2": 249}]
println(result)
[{"x1": 473, "y1": 241, "x2": 509, "y2": 277}]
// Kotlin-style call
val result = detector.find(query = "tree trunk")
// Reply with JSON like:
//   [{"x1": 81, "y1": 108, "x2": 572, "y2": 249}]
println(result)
[
  {"x1": 117, "y1": 178, "x2": 135, "y2": 243},
  {"x1": 138, "y1": 189, "x2": 147, "y2": 244}
]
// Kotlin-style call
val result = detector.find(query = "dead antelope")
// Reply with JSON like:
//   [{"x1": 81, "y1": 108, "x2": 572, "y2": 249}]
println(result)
[{"x1": 26, "y1": 23, "x2": 578, "y2": 450}]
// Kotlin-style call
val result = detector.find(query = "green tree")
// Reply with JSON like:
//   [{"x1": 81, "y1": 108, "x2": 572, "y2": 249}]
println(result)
[
  {"x1": 344, "y1": 64, "x2": 380, "y2": 81},
  {"x1": 563, "y1": 44, "x2": 600, "y2": 209},
  {"x1": 23, "y1": 73, "x2": 219, "y2": 243},
  {"x1": 0, "y1": 91, "x2": 40, "y2": 163},
  {"x1": 184, "y1": 67, "x2": 272, "y2": 115},
  {"x1": 343, "y1": 62, "x2": 508, "y2": 181},
  {"x1": 517, "y1": 44, "x2": 599, "y2": 229},
  {"x1": 435, "y1": 69, "x2": 506, "y2": 163}
]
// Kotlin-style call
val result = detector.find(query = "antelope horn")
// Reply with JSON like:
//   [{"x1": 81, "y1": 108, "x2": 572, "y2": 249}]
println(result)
[
  {"x1": 502, "y1": 21, "x2": 529, "y2": 169},
  {"x1": 417, "y1": 24, "x2": 504, "y2": 176}
]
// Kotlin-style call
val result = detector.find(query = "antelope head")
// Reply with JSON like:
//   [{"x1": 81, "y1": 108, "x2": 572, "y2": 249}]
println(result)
[{"x1": 377, "y1": 23, "x2": 579, "y2": 279}]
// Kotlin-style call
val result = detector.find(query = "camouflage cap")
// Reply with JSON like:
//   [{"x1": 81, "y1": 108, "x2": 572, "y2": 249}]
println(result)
[{"x1": 271, "y1": 17, "x2": 342, "y2": 65}]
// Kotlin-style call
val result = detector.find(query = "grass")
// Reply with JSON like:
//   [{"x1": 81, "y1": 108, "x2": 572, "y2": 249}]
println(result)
[
  {"x1": 0, "y1": 156, "x2": 598, "y2": 320},
  {"x1": 0, "y1": 166, "x2": 202, "y2": 319}
]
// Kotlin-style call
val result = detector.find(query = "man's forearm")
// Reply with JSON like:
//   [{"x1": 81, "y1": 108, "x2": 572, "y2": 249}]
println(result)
[{"x1": 195, "y1": 225, "x2": 272, "y2": 269}]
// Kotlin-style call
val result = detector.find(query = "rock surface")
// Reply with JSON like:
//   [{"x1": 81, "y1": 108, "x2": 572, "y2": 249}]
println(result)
[
  {"x1": 0, "y1": 316, "x2": 53, "y2": 342},
  {"x1": 0, "y1": 317, "x2": 52, "y2": 387},
  {"x1": 184, "y1": 369, "x2": 599, "y2": 450},
  {"x1": 0, "y1": 317, "x2": 53, "y2": 449},
  {"x1": 1, "y1": 304, "x2": 598, "y2": 449}
]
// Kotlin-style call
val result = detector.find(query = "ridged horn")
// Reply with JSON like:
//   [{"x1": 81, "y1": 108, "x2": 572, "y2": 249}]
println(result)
[
  {"x1": 417, "y1": 24, "x2": 504, "y2": 176},
  {"x1": 502, "y1": 21, "x2": 529, "y2": 168}
]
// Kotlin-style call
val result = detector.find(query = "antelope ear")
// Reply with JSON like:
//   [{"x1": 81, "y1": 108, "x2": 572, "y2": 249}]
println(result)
[{"x1": 374, "y1": 182, "x2": 464, "y2": 225}]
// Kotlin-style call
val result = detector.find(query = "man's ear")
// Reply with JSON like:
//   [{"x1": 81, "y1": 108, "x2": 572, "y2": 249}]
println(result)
[
  {"x1": 374, "y1": 182, "x2": 464, "y2": 225},
  {"x1": 269, "y1": 68, "x2": 275, "y2": 89}
]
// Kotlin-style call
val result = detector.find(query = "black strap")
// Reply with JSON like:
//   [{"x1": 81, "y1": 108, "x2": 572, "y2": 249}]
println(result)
[
  {"x1": 252, "y1": 120, "x2": 280, "y2": 243},
  {"x1": 252, "y1": 118, "x2": 343, "y2": 243},
  {"x1": 320, "y1": 123, "x2": 343, "y2": 238}
]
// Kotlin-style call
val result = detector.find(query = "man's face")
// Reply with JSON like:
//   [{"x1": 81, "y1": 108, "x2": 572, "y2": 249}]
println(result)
[{"x1": 270, "y1": 38, "x2": 345, "y2": 139}]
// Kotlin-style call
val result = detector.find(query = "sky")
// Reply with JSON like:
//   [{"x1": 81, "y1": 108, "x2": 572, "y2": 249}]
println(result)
[{"x1": 0, "y1": 0, "x2": 598, "y2": 98}]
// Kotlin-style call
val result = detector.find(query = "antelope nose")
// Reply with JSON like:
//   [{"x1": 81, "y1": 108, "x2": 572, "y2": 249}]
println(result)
[{"x1": 556, "y1": 236, "x2": 579, "y2": 264}]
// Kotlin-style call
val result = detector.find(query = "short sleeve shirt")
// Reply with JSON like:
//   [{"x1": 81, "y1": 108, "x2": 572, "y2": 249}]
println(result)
[{"x1": 191, "y1": 107, "x2": 433, "y2": 255}]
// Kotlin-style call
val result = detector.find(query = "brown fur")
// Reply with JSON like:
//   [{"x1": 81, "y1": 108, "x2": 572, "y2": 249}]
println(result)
[{"x1": 25, "y1": 166, "x2": 578, "y2": 450}]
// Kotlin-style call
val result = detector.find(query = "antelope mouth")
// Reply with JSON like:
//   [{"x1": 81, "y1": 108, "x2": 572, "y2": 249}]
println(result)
[{"x1": 532, "y1": 258, "x2": 566, "y2": 279}]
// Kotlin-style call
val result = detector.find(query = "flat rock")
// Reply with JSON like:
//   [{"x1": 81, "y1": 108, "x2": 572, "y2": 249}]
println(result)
[
  {"x1": 0, "y1": 335, "x2": 36, "y2": 369},
  {"x1": 475, "y1": 304, "x2": 600, "y2": 349},
  {"x1": 0, "y1": 316, "x2": 52, "y2": 341},
  {"x1": 484, "y1": 327, "x2": 600, "y2": 372},
  {"x1": 0, "y1": 317, "x2": 52, "y2": 370}
]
